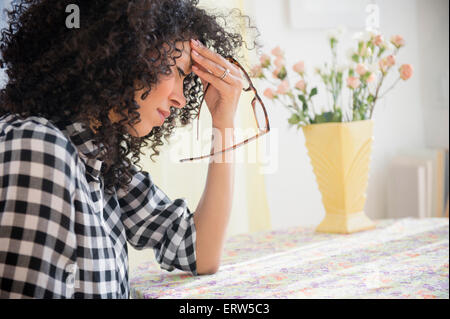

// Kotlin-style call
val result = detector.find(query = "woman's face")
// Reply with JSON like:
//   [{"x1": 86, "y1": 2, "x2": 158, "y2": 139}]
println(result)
[{"x1": 108, "y1": 41, "x2": 193, "y2": 137}]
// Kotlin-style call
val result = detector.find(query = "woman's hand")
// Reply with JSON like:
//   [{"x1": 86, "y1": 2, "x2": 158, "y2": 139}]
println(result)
[{"x1": 190, "y1": 39, "x2": 244, "y2": 129}]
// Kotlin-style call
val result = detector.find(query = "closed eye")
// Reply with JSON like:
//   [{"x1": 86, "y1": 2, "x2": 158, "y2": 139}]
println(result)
[{"x1": 177, "y1": 67, "x2": 187, "y2": 78}]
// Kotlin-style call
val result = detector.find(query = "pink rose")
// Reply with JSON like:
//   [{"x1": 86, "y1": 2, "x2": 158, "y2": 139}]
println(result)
[
  {"x1": 276, "y1": 80, "x2": 290, "y2": 95},
  {"x1": 399, "y1": 64, "x2": 413, "y2": 80},
  {"x1": 374, "y1": 34, "x2": 384, "y2": 47},
  {"x1": 347, "y1": 76, "x2": 361, "y2": 89},
  {"x1": 366, "y1": 73, "x2": 376, "y2": 83},
  {"x1": 263, "y1": 88, "x2": 276, "y2": 100},
  {"x1": 272, "y1": 66, "x2": 282, "y2": 79},
  {"x1": 293, "y1": 61, "x2": 305, "y2": 74},
  {"x1": 274, "y1": 56, "x2": 284, "y2": 68},
  {"x1": 271, "y1": 46, "x2": 284, "y2": 57},
  {"x1": 295, "y1": 79, "x2": 306, "y2": 91},
  {"x1": 259, "y1": 54, "x2": 271, "y2": 66},
  {"x1": 386, "y1": 55, "x2": 396, "y2": 67},
  {"x1": 250, "y1": 65, "x2": 263, "y2": 78},
  {"x1": 390, "y1": 35, "x2": 405, "y2": 48},
  {"x1": 356, "y1": 63, "x2": 368, "y2": 76}
]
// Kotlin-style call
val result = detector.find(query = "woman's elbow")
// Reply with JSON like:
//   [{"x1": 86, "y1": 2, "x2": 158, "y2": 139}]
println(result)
[{"x1": 197, "y1": 263, "x2": 220, "y2": 275}]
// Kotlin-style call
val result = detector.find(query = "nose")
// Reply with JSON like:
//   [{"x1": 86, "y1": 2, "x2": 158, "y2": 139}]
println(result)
[
  {"x1": 170, "y1": 96, "x2": 186, "y2": 109},
  {"x1": 169, "y1": 84, "x2": 187, "y2": 109}
]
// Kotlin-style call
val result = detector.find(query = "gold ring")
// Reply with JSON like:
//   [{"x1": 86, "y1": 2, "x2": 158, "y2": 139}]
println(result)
[{"x1": 219, "y1": 68, "x2": 230, "y2": 80}]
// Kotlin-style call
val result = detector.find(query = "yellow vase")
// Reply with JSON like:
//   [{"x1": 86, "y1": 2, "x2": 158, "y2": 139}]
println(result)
[{"x1": 302, "y1": 120, "x2": 376, "y2": 234}]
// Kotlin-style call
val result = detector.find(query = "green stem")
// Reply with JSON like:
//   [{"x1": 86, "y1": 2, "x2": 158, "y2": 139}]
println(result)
[
  {"x1": 378, "y1": 76, "x2": 401, "y2": 99},
  {"x1": 369, "y1": 72, "x2": 386, "y2": 119}
]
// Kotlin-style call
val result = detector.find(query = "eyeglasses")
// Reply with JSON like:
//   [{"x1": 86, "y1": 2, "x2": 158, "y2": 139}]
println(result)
[{"x1": 179, "y1": 56, "x2": 270, "y2": 162}]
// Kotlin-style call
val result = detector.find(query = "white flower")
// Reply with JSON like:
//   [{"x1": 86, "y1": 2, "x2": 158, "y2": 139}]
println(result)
[
  {"x1": 353, "y1": 30, "x2": 373, "y2": 43},
  {"x1": 327, "y1": 25, "x2": 347, "y2": 41}
]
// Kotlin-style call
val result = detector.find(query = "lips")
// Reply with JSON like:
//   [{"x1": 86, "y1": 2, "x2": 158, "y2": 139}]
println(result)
[{"x1": 157, "y1": 109, "x2": 170, "y2": 119}]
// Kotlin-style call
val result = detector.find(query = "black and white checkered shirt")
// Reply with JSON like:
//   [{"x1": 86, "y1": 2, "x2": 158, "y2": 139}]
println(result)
[{"x1": 0, "y1": 113, "x2": 198, "y2": 298}]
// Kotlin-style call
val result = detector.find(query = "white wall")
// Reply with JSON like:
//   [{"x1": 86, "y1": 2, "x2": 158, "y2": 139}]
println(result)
[
  {"x1": 243, "y1": 0, "x2": 449, "y2": 229},
  {"x1": 417, "y1": 0, "x2": 449, "y2": 149}
]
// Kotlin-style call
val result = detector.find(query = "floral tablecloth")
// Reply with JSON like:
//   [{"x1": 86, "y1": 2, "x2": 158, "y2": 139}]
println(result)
[{"x1": 129, "y1": 218, "x2": 449, "y2": 299}]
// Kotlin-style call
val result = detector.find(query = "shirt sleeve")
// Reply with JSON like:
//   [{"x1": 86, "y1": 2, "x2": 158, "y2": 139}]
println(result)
[
  {"x1": 116, "y1": 165, "x2": 198, "y2": 276},
  {"x1": 0, "y1": 123, "x2": 79, "y2": 298}
]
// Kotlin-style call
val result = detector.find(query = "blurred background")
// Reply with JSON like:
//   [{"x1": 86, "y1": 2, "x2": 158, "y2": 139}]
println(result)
[
  {"x1": 130, "y1": 0, "x2": 449, "y2": 271},
  {"x1": 1, "y1": 0, "x2": 448, "y2": 273},
  {"x1": 135, "y1": 0, "x2": 449, "y2": 232}
]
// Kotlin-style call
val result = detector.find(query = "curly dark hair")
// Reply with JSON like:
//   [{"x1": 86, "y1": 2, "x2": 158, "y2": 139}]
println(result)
[{"x1": 0, "y1": 0, "x2": 260, "y2": 195}]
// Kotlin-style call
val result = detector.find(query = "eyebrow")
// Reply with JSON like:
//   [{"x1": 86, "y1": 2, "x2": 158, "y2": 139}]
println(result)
[
  {"x1": 181, "y1": 48, "x2": 193, "y2": 76},
  {"x1": 177, "y1": 66, "x2": 189, "y2": 78}
]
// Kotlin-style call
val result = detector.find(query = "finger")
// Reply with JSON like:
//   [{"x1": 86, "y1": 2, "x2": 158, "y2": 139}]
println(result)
[
  {"x1": 191, "y1": 52, "x2": 245, "y2": 90},
  {"x1": 190, "y1": 40, "x2": 240, "y2": 76},
  {"x1": 192, "y1": 65, "x2": 229, "y2": 91},
  {"x1": 192, "y1": 62, "x2": 212, "y2": 89},
  {"x1": 192, "y1": 50, "x2": 234, "y2": 85},
  {"x1": 195, "y1": 62, "x2": 244, "y2": 91},
  {"x1": 192, "y1": 60, "x2": 211, "y2": 75}
]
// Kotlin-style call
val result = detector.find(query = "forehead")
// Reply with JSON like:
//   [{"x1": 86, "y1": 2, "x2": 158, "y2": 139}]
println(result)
[
  {"x1": 174, "y1": 41, "x2": 191, "y2": 60},
  {"x1": 147, "y1": 41, "x2": 192, "y2": 73},
  {"x1": 158, "y1": 41, "x2": 190, "y2": 57},
  {"x1": 173, "y1": 41, "x2": 192, "y2": 72}
]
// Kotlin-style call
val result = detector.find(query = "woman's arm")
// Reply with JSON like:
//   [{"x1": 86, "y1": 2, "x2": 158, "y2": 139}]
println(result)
[
  {"x1": 193, "y1": 124, "x2": 235, "y2": 275},
  {"x1": 189, "y1": 38, "x2": 243, "y2": 275}
]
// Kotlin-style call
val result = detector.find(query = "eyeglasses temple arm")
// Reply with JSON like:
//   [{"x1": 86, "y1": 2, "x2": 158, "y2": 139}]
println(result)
[{"x1": 197, "y1": 82, "x2": 210, "y2": 141}]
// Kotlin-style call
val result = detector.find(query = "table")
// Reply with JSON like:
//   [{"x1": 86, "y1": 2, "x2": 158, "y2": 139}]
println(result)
[{"x1": 129, "y1": 218, "x2": 449, "y2": 299}]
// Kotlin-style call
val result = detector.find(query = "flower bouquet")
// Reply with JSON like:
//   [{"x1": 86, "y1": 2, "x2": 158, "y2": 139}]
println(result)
[
  {"x1": 251, "y1": 29, "x2": 413, "y2": 234},
  {"x1": 251, "y1": 29, "x2": 413, "y2": 127}
]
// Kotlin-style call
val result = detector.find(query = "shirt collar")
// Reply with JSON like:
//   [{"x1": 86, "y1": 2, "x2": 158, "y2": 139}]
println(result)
[{"x1": 49, "y1": 116, "x2": 106, "y2": 180}]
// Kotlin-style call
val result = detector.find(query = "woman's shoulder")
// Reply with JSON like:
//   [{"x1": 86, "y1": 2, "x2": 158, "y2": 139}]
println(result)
[
  {"x1": 1, "y1": 113, "x2": 66, "y2": 138},
  {"x1": 0, "y1": 113, "x2": 78, "y2": 160},
  {"x1": 1, "y1": 112, "x2": 55, "y2": 130}
]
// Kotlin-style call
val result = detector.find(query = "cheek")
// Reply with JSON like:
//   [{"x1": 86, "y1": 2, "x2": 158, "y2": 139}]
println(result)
[
  {"x1": 141, "y1": 77, "x2": 174, "y2": 104},
  {"x1": 135, "y1": 79, "x2": 173, "y2": 112},
  {"x1": 154, "y1": 78, "x2": 175, "y2": 99},
  {"x1": 129, "y1": 78, "x2": 175, "y2": 136}
]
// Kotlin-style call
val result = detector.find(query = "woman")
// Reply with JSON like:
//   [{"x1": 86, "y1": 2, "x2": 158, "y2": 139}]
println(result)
[{"x1": 0, "y1": 0, "x2": 259, "y2": 298}]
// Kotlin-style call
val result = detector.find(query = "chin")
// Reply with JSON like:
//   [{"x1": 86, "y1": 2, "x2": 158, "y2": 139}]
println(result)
[{"x1": 127, "y1": 122, "x2": 155, "y2": 138}]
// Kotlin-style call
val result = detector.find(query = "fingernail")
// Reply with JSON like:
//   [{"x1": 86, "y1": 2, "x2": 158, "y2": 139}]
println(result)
[
  {"x1": 191, "y1": 39, "x2": 199, "y2": 46},
  {"x1": 192, "y1": 50, "x2": 199, "y2": 56}
]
